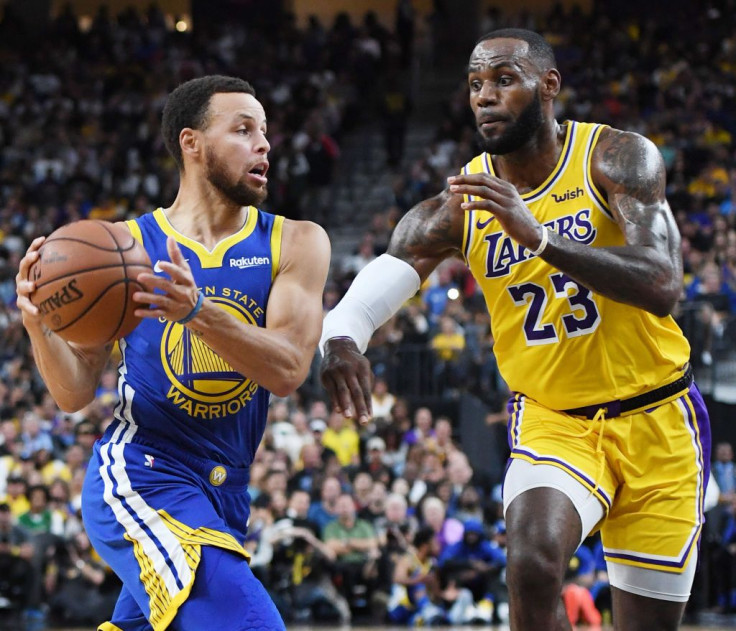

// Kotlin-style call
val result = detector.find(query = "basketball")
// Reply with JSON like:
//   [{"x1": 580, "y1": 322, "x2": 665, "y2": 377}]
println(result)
[{"x1": 29, "y1": 220, "x2": 152, "y2": 346}]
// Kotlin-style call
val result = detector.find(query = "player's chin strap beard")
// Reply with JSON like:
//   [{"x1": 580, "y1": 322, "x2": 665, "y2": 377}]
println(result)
[{"x1": 559, "y1": 408, "x2": 608, "y2": 500}]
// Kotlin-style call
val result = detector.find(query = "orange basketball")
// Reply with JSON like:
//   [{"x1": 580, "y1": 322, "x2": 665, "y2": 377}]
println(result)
[{"x1": 29, "y1": 220, "x2": 152, "y2": 346}]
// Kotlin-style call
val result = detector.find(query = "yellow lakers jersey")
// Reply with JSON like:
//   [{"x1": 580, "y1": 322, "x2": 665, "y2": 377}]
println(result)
[{"x1": 462, "y1": 121, "x2": 690, "y2": 410}]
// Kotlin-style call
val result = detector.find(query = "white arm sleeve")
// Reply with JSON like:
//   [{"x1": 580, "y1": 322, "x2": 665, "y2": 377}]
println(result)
[{"x1": 320, "y1": 254, "x2": 421, "y2": 355}]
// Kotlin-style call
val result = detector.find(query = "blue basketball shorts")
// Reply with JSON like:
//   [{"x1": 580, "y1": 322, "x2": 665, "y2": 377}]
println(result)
[{"x1": 82, "y1": 419, "x2": 285, "y2": 631}]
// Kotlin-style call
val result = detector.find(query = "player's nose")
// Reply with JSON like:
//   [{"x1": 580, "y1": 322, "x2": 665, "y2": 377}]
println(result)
[
  {"x1": 255, "y1": 131, "x2": 270, "y2": 154},
  {"x1": 475, "y1": 80, "x2": 500, "y2": 106}
]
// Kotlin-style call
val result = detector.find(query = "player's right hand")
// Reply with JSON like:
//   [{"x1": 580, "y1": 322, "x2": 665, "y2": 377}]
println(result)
[
  {"x1": 15, "y1": 236, "x2": 46, "y2": 326},
  {"x1": 319, "y1": 337, "x2": 374, "y2": 425}
]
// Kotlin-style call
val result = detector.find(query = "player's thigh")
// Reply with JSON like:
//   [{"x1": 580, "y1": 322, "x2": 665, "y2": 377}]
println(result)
[
  {"x1": 172, "y1": 545, "x2": 285, "y2": 631},
  {"x1": 504, "y1": 459, "x2": 605, "y2": 546},
  {"x1": 507, "y1": 394, "x2": 617, "y2": 514}
]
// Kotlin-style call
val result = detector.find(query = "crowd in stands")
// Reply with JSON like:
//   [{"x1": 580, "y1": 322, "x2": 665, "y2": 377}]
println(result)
[{"x1": 1, "y1": 0, "x2": 736, "y2": 627}]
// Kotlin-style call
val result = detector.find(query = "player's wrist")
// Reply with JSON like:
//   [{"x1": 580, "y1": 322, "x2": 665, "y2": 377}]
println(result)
[
  {"x1": 324, "y1": 336, "x2": 359, "y2": 353},
  {"x1": 529, "y1": 224, "x2": 549, "y2": 257},
  {"x1": 177, "y1": 290, "x2": 204, "y2": 325}
]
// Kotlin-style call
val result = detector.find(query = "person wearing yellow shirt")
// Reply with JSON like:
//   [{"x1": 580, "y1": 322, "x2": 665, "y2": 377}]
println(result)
[
  {"x1": 1, "y1": 474, "x2": 30, "y2": 517},
  {"x1": 321, "y1": 412, "x2": 360, "y2": 467},
  {"x1": 430, "y1": 316, "x2": 466, "y2": 361}
]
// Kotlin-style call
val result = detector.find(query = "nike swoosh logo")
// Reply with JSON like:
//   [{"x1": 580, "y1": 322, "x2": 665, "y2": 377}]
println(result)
[
  {"x1": 153, "y1": 258, "x2": 188, "y2": 273},
  {"x1": 476, "y1": 217, "x2": 494, "y2": 229}
]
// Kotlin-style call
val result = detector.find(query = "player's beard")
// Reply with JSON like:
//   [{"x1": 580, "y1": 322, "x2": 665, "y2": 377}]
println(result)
[
  {"x1": 205, "y1": 147, "x2": 268, "y2": 208},
  {"x1": 477, "y1": 91, "x2": 544, "y2": 155}
]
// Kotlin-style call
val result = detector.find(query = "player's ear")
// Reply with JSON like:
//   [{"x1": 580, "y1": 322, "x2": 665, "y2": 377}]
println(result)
[
  {"x1": 541, "y1": 68, "x2": 561, "y2": 101},
  {"x1": 179, "y1": 128, "x2": 200, "y2": 160}
]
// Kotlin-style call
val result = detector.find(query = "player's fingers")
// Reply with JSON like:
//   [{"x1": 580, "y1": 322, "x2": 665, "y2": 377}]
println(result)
[
  {"x1": 461, "y1": 199, "x2": 505, "y2": 212},
  {"x1": 15, "y1": 295, "x2": 39, "y2": 316},
  {"x1": 26, "y1": 236, "x2": 46, "y2": 252},
  {"x1": 357, "y1": 366, "x2": 374, "y2": 421},
  {"x1": 153, "y1": 261, "x2": 194, "y2": 286},
  {"x1": 319, "y1": 373, "x2": 343, "y2": 415},
  {"x1": 136, "y1": 273, "x2": 179, "y2": 295},
  {"x1": 135, "y1": 307, "x2": 165, "y2": 319},
  {"x1": 345, "y1": 373, "x2": 370, "y2": 421},
  {"x1": 17, "y1": 248, "x2": 41, "y2": 279},
  {"x1": 332, "y1": 374, "x2": 358, "y2": 418},
  {"x1": 448, "y1": 173, "x2": 503, "y2": 186},
  {"x1": 15, "y1": 279, "x2": 35, "y2": 296},
  {"x1": 166, "y1": 237, "x2": 190, "y2": 268},
  {"x1": 132, "y1": 290, "x2": 168, "y2": 306},
  {"x1": 448, "y1": 183, "x2": 508, "y2": 200}
]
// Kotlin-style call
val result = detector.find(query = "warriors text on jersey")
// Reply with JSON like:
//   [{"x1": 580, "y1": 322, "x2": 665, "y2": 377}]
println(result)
[
  {"x1": 462, "y1": 121, "x2": 690, "y2": 410},
  {"x1": 120, "y1": 207, "x2": 283, "y2": 466}
]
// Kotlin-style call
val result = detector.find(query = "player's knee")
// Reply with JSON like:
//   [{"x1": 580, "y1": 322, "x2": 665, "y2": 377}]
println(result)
[{"x1": 507, "y1": 536, "x2": 567, "y2": 594}]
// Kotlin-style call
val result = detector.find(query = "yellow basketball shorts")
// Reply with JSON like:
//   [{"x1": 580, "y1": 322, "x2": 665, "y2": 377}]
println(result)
[{"x1": 506, "y1": 383, "x2": 710, "y2": 573}]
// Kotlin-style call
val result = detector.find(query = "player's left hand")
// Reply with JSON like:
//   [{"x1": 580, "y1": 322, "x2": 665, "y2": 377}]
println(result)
[
  {"x1": 448, "y1": 173, "x2": 544, "y2": 252},
  {"x1": 133, "y1": 237, "x2": 201, "y2": 322}
]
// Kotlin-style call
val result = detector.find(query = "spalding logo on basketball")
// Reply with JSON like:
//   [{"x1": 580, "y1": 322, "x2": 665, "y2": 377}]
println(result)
[{"x1": 29, "y1": 220, "x2": 152, "y2": 346}]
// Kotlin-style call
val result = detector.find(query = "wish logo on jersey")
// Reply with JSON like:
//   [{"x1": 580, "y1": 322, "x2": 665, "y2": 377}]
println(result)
[
  {"x1": 161, "y1": 287, "x2": 263, "y2": 419},
  {"x1": 483, "y1": 209, "x2": 597, "y2": 278}
]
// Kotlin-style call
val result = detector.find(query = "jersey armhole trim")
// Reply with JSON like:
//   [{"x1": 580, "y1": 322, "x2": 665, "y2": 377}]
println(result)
[
  {"x1": 270, "y1": 215, "x2": 285, "y2": 281},
  {"x1": 126, "y1": 219, "x2": 144, "y2": 247},
  {"x1": 585, "y1": 125, "x2": 615, "y2": 222}
]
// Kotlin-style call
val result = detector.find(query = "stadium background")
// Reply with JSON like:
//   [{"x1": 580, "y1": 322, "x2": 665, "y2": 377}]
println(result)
[{"x1": 1, "y1": 0, "x2": 736, "y2": 628}]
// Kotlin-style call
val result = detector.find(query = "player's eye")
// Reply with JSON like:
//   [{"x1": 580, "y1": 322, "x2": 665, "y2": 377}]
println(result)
[
  {"x1": 498, "y1": 76, "x2": 513, "y2": 86},
  {"x1": 470, "y1": 80, "x2": 482, "y2": 91}
]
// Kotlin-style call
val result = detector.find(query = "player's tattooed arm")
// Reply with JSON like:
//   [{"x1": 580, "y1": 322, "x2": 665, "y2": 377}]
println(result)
[
  {"x1": 541, "y1": 129, "x2": 681, "y2": 317},
  {"x1": 387, "y1": 190, "x2": 466, "y2": 281}
]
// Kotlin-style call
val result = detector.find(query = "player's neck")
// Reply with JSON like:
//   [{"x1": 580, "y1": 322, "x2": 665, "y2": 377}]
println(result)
[
  {"x1": 165, "y1": 179, "x2": 249, "y2": 249},
  {"x1": 491, "y1": 119, "x2": 564, "y2": 195}
]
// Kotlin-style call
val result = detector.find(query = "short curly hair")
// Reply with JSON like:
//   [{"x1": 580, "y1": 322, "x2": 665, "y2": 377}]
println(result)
[{"x1": 161, "y1": 75, "x2": 256, "y2": 170}]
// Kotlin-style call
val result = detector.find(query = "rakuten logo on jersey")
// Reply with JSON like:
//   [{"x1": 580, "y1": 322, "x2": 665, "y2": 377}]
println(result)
[{"x1": 230, "y1": 256, "x2": 270, "y2": 269}]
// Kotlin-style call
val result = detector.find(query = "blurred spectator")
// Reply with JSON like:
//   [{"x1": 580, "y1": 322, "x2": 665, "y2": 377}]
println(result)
[
  {"x1": 387, "y1": 526, "x2": 440, "y2": 624},
  {"x1": 370, "y1": 376, "x2": 396, "y2": 424},
  {"x1": 438, "y1": 519, "x2": 506, "y2": 603},
  {"x1": 0, "y1": 502, "x2": 34, "y2": 611},
  {"x1": 288, "y1": 443, "x2": 324, "y2": 495},
  {"x1": 361, "y1": 436, "x2": 394, "y2": 484},
  {"x1": 423, "y1": 266, "x2": 460, "y2": 327},
  {"x1": 19, "y1": 412, "x2": 53, "y2": 461},
  {"x1": 430, "y1": 315, "x2": 467, "y2": 392},
  {"x1": 419, "y1": 495, "x2": 463, "y2": 556},
  {"x1": 308, "y1": 475, "x2": 342, "y2": 534},
  {"x1": 403, "y1": 406, "x2": 435, "y2": 447},
  {"x1": 321, "y1": 411, "x2": 360, "y2": 468},
  {"x1": 47, "y1": 530, "x2": 117, "y2": 625},
  {"x1": 2, "y1": 474, "x2": 29, "y2": 517},
  {"x1": 562, "y1": 545, "x2": 603, "y2": 626},
  {"x1": 323, "y1": 493, "x2": 380, "y2": 612},
  {"x1": 269, "y1": 490, "x2": 351, "y2": 623}
]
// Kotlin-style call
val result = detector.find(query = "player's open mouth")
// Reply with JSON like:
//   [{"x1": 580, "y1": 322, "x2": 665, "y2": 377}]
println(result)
[{"x1": 247, "y1": 163, "x2": 269, "y2": 185}]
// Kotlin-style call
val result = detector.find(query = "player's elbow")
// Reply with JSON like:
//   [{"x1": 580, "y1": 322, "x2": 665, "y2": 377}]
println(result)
[
  {"x1": 55, "y1": 392, "x2": 95, "y2": 414},
  {"x1": 647, "y1": 284, "x2": 680, "y2": 318},
  {"x1": 268, "y1": 366, "x2": 307, "y2": 398}
]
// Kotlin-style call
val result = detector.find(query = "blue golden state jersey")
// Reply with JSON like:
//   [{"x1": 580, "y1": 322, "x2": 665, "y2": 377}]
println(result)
[
  {"x1": 462, "y1": 121, "x2": 690, "y2": 410},
  {"x1": 118, "y1": 207, "x2": 284, "y2": 467}
]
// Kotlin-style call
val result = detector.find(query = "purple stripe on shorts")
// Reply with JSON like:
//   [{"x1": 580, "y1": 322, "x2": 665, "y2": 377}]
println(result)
[{"x1": 510, "y1": 447, "x2": 613, "y2": 510}]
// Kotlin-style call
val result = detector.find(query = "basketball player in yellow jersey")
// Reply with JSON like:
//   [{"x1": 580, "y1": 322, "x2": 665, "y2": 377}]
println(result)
[{"x1": 320, "y1": 29, "x2": 710, "y2": 631}]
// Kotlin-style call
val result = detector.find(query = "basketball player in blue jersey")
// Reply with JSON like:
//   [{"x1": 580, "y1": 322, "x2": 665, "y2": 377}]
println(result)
[
  {"x1": 320, "y1": 30, "x2": 709, "y2": 630},
  {"x1": 15, "y1": 75, "x2": 330, "y2": 630}
]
